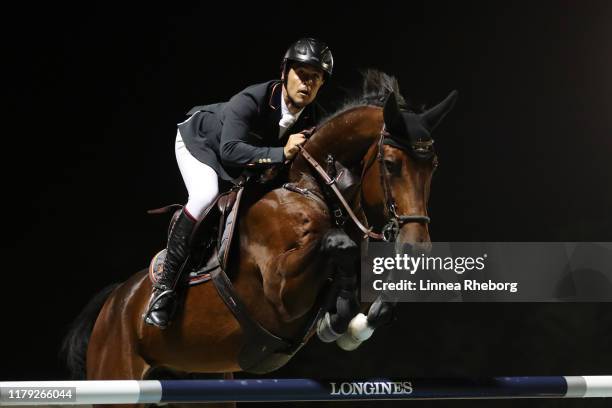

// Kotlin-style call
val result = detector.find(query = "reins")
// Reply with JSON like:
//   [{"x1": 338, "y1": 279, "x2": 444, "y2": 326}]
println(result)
[{"x1": 296, "y1": 126, "x2": 431, "y2": 242}]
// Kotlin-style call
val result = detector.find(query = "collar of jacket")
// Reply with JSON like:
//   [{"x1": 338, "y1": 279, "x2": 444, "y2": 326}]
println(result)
[
  {"x1": 268, "y1": 81, "x2": 282, "y2": 110},
  {"x1": 268, "y1": 80, "x2": 315, "y2": 138},
  {"x1": 269, "y1": 80, "x2": 313, "y2": 121}
]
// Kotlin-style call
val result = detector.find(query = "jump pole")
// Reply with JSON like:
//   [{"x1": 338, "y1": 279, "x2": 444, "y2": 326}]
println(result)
[{"x1": 1, "y1": 376, "x2": 611, "y2": 405}]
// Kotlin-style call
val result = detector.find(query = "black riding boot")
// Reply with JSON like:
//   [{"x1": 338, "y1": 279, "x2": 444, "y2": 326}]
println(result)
[{"x1": 145, "y1": 209, "x2": 196, "y2": 328}]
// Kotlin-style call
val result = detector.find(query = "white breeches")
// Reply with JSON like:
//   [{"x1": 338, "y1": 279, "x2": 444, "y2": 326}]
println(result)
[{"x1": 175, "y1": 130, "x2": 219, "y2": 220}]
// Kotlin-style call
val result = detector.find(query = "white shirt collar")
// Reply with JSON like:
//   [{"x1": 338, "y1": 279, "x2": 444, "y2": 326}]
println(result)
[
  {"x1": 279, "y1": 94, "x2": 304, "y2": 138},
  {"x1": 280, "y1": 94, "x2": 304, "y2": 118}
]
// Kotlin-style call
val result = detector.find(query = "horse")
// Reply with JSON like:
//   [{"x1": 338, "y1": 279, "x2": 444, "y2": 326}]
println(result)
[{"x1": 62, "y1": 70, "x2": 456, "y2": 408}]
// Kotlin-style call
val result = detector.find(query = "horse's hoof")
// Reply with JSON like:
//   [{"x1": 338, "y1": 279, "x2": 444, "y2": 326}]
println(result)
[
  {"x1": 316, "y1": 312, "x2": 342, "y2": 343},
  {"x1": 367, "y1": 297, "x2": 396, "y2": 328},
  {"x1": 336, "y1": 332, "x2": 363, "y2": 351},
  {"x1": 347, "y1": 313, "x2": 374, "y2": 342}
]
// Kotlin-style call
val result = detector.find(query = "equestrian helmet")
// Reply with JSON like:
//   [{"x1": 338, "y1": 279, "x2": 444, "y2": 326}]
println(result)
[{"x1": 282, "y1": 38, "x2": 333, "y2": 78}]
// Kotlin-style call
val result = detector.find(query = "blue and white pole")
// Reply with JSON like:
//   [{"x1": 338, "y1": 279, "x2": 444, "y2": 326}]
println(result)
[{"x1": 0, "y1": 376, "x2": 611, "y2": 405}]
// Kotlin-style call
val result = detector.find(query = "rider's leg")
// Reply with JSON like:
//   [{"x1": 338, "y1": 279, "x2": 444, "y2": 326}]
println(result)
[
  {"x1": 175, "y1": 131, "x2": 220, "y2": 221},
  {"x1": 145, "y1": 131, "x2": 219, "y2": 329}
]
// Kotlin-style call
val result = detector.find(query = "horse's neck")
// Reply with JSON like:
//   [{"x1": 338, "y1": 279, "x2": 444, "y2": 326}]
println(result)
[{"x1": 289, "y1": 106, "x2": 383, "y2": 182}]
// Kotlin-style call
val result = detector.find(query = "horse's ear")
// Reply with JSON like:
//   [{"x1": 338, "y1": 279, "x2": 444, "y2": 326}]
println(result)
[
  {"x1": 383, "y1": 92, "x2": 402, "y2": 131},
  {"x1": 420, "y1": 90, "x2": 458, "y2": 131}
]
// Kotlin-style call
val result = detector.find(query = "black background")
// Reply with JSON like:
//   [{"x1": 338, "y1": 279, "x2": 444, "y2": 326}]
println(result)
[{"x1": 3, "y1": 1, "x2": 612, "y2": 406}]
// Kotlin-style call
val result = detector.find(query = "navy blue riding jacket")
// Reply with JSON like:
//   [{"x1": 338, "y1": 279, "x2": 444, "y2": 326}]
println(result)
[{"x1": 178, "y1": 80, "x2": 323, "y2": 182}]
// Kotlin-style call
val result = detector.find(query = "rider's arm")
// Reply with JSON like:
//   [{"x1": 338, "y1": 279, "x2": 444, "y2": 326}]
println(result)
[{"x1": 219, "y1": 91, "x2": 285, "y2": 167}]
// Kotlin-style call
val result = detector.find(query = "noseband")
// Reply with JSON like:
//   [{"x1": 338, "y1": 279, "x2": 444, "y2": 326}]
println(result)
[{"x1": 362, "y1": 127, "x2": 431, "y2": 242}]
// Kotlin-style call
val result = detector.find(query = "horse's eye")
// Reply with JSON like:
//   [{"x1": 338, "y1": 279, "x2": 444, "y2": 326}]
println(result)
[{"x1": 384, "y1": 159, "x2": 400, "y2": 174}]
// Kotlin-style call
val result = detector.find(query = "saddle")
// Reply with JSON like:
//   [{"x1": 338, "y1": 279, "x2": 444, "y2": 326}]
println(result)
[{"x1": 148, "y1": 186, "x2": 242, "y2": 287}]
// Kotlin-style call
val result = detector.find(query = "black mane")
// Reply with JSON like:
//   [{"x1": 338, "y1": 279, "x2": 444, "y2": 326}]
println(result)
[
  {"x1": 317, "y1": 69, "x2": 410, "y2": 127},
  {"x1": 361, "y1": 69, "x2": 409, "y2": 108}
]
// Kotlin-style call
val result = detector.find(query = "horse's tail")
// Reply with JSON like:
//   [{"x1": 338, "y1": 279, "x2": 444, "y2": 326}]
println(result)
[{"x1": 60, "y1": 283, "x2": 120, "y2": 379}]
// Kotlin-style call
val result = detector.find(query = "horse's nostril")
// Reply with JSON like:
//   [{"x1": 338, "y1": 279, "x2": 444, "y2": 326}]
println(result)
[
  {"x1": 401, "y1": 243, "x2": 414, "y2": 255},
  {"x1": 400, "y1": 241, "x2": 431, "y2": 256},
  {"x1": 415, "y1": 241, "x2": 433, "y2": 255}
]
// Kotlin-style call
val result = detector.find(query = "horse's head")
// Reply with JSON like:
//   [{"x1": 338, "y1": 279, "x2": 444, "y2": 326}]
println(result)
[{"x1": 361, "y1": 90, "x2": 457, "y2": 253}]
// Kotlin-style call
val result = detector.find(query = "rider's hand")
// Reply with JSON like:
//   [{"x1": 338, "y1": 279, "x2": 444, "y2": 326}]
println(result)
[{"x1": 283, "y1": 133, "x2": 307, "y2": 160}]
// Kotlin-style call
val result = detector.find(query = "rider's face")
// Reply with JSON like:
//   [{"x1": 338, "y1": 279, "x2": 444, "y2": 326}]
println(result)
[{"x1": 283, "y1": 63, "x2": 325, "y2": 108}]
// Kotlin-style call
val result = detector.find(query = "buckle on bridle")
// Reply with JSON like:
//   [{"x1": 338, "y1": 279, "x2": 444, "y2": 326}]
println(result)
[{"x1": 382, "y1": 218, "x2": 400, "y2": 242}]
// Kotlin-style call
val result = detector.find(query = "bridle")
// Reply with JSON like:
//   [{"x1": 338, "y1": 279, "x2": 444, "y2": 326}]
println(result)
[
  {"x1": 295, "y1": 125, "x2": 433, "y2": 243},
  {"x1": 360, "y1": 126, "x2": 432, "y2": 242}
]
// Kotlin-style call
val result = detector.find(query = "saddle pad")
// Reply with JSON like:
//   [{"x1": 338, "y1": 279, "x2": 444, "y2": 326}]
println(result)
[{"x1": 148, "y1": 249, "x2": 215, "y2": 287}]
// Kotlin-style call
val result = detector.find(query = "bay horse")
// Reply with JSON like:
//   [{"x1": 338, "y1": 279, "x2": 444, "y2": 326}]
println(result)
[{"x1": 62, "y1": 70, "x2": 456, "y2": 407}]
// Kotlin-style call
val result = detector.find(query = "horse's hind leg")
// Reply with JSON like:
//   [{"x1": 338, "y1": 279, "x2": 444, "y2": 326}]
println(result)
[
  {"x1": 90, "y1": 339, "x2": 237, "y2": 408},
  {"x1": 87, "y1": 283, "x2": 151, "y2": 408},
  {"x1": 88, "y1": 340, "x2": 150, "y2": 408}
]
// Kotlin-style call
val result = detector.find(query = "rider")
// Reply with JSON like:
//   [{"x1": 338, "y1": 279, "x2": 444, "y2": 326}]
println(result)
[{"x1": 145, "y1": 38, "x2": 333, "y2": 329}]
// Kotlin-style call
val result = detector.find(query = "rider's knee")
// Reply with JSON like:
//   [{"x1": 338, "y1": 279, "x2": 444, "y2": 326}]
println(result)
[{"x1": 186, "y1": 188, "x2": 218, "y2": 220}]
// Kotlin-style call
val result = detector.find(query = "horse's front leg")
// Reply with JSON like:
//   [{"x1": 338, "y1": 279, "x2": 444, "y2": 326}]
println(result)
[
  {"x1": 332, "y1": 296, "x2": 397, "y2": 351},
  {"x1": 366, "y1": 296, "x2": 397, "y2": 327},
  {"x1": 316, "y1": 228, "x2": 361, "y2": 343}
]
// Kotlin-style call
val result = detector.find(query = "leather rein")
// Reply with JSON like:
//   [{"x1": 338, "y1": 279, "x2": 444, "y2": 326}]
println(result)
[{"x1": 297, "y1": 126, "x2": 431, "y2": 242}]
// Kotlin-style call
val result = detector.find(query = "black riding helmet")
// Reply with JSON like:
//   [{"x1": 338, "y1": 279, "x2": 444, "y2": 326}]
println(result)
[{"x1": 281, "y1": 38, "x2": 333, "y2": 80}]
